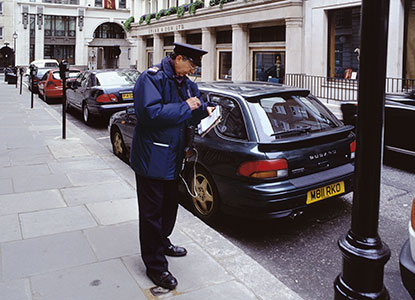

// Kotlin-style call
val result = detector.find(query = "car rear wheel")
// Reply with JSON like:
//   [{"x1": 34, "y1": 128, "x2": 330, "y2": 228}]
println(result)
[
  {"x1": 111, "y1": 127, "x2": 128, "y2": 162},
  {"x1": 188, "y1": 166, "x2": 220, "y2": 223},
  {"x1": 82, "y1": 103, "x2": 92, "y2": 125}
]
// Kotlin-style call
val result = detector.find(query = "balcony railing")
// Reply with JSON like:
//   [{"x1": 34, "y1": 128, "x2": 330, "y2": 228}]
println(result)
[
  {"x1": 42, "y1": 0, "x2": 79, "y2": 5},
  {"x1": 285, "y1": 73, "x2": 415, "y2": 102}
]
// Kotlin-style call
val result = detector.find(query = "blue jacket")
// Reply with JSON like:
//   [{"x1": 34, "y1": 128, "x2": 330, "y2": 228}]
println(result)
[{"x1": 130, "y1": 57, "x2": 209, "y2": 180}]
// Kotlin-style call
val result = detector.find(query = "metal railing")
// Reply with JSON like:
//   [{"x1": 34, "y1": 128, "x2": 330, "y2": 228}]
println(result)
[{"x1": 285, "y1": 73, "x2": 415, "y2": 102}]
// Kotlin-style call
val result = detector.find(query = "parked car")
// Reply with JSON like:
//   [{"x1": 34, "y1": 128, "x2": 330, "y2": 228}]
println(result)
[
  {"x1": 109, "y1": 81, "x2": 356, "y2": 221},
  {"x1": 399, "y1": 199, "x2": 415, "y2": 299},
  {"x1": 28, "y1": 68, "x2": 53, "y2": 93},
  {"x1": 66, "y1": 69, "x2": 140, "y2": 125},
  {"x1": 341, "y1": 91, "x2": 415, "y2": 156},
  {"x1": 38, "y1": 68, "x2": 81, "y2": 103},
  {"x1": 25, "y1": 59, "x2": 59, "y2": 76}
]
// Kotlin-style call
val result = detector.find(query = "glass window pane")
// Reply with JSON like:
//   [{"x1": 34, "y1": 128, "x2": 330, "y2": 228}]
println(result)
[
  {"x1": 218, "y1": 51, "x2": 232, "y2": 80},
  {"x1": 253, "y1": 52, "x2": 285, "y2": 83}
]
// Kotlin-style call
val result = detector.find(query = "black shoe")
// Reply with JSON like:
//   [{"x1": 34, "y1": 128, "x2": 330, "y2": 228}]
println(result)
[
  {"x1": 165, "y1": 245, "x2": 187, "y2": 257},
  {"x1": 146, "y1": 270, "x2": 178, "y2": 290}
]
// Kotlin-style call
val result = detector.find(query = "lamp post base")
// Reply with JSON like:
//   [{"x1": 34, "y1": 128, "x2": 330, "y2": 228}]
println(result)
[{"x1": 334, "y1": 232, "x2": 391, "y2": 300}]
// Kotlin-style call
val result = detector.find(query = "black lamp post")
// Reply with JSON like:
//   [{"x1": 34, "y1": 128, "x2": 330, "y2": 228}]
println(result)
[
  {"x1": 12, "y1": 32, "x2": 17, "y2": 67},
  {"x1": 334, "y1": 0, "x2": 391, "y2": 299}
]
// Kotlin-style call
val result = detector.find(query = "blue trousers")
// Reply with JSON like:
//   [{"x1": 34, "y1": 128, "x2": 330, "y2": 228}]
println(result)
[{"x1": 135, "y1": 174, "x2": 179, "y2": 273}]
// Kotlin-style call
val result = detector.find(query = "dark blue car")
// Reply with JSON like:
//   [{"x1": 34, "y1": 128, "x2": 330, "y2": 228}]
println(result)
[
  {"x1": 66, "y1": 69, "x2": 140, "y2": 125},
  {"x1": 109, "y1": 82, "x2": 356, "y2": 222}
]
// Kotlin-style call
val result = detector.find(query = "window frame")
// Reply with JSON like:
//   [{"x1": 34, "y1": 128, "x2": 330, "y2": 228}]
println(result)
[{"x1": 207, "y1": 93, "x2": 249, "y2": 142}]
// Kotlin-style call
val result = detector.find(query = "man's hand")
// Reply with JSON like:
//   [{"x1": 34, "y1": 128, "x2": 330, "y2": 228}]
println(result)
[
  {"x1": 186, "y1": 97, "x2": 201, "y2": 111},
  {"x1": 206, "y1": 106, "x2": 216, "y2": 116}
]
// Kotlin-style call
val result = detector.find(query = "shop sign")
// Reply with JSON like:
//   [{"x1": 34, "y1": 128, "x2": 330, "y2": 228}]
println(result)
[{"x1": 149, "y1": 24, "x2": 185, "y2": 34}]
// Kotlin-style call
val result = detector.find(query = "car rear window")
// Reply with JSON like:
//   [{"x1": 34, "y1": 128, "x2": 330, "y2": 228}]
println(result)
[
  {"x1": 248, "y1": 93, "x2": 341, "y2": 142},
  {"x1": 96, "y1": 70, "x2": 140, "y2": 87},
  {"x1": 45, "y1": 63, "x2": 58, "y2": 67},
  {"x1": 52, "y1": 70, "x2": 80, "y2": 80}
]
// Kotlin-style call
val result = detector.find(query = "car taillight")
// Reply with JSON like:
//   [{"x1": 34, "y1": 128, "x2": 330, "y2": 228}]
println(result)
[
  {"x1": 238, "y1": 159, "x2": 288, "y2": 179},
  {"x1": 411, "y1": 199, "x2": 415, "y2": 232},
  {"x1": 96, "y1": 94, "x2": 118, "y2": 103},
  {"x1": 350, "y1": 140, "x2": 356, "y2": 159},
  {"x1": 47, "y1": 81, "x2": 56, "y2": 87}
]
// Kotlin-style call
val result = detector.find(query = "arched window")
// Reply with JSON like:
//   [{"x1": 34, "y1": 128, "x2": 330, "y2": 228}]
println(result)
[{"x1": 93, "y1": 23, "x2": 125, "y2": 39}]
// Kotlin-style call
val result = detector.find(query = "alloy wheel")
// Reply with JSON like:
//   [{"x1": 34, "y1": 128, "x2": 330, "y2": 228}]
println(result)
[{"x1": 192, "y1": 173, "x2": 215, "y2": 216}]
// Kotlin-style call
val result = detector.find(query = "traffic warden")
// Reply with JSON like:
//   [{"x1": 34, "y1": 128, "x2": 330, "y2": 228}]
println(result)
[{"x1": 130, "y1": 42, "x2": 215, "y2": 290}]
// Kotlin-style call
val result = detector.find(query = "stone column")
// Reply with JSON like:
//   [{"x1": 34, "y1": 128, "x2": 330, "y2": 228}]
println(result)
[
  {"x1": 386, "y1": 0, "x2": 404, "y2": 79},
  {"x1": 174, "y1": 31, "x2": 186, "y2": 44},
  {"x1": 285, "y1": 17, "x2": 303, "y2": 75},
  {"x1": 153, "y1": 33, "x2": 164, "y2": 65},
  {"x1": 231, "y1": 24, "x2": 249, "y2": 81},
  {"x1": 136, "y1": 36, "x2": 146, "y2": 71},
  {"x1": 17, "y1": 15, "x2": 30, "y2": 65},
  {"x1": 35, "y1": 7, "x2": 45, "y2": 60},
  {"x1": 201, "y1": 27, "x2": 216, "y2": 81},
  {"x1": 75, "y1": 28, "x2": 86, "y2": 68}
]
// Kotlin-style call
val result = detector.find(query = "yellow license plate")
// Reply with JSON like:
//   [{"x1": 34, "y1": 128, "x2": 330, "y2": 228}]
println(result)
[
  {"x1": 122, "y1": 93, "x2": 133, "y2": 100},
  {"x1": 306, "y1": 181, "x2": 345, "y2": 204}
]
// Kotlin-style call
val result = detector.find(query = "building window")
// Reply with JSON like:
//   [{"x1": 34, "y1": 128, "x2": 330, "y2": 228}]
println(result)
[
  {"x1": 0, "y1": 27, "x2": 3, "y2": 39},
  {"x1": 44, "y1": 45, "x2": 75, "y2": 64},
  {"x1": 95, "y1": 0, "x2": 102, "y2": 7},
  {"x1": 164, "y1": 35, "x2": 174, "y2": 46},
  {"x1": 218, "y1": 51, "x2": 232, "y2": 80},
  {"x1": 217, "y1": 30, "x2": 232, "y2": 44},
  {"x1": 186, "y1": 33, "x2": 202, "y2": 45},
  {"x1": 146, "y1": 38, "x2": 154, "y2": 47},
  {"x1": 404, "y1": 0, "x2": 415, "y2": 79},
  {"x1": 119, "y1": 0, "x2": 126, "y2": 8},
  {"x1": 147, "y1": 52, "x2": 153, "y2": 68},
  {"x1": 30, "y1": 44, "x2": 35, "y2": 63},
  {"x1": 94, "y1": 23, "x2": 125, "y2": 39},
  {"x1": 328, "y1": 7, "x2": 361, "y2": 79},
  {"x1": 253, "y1": 51, "x2": 285, "y2": 82},
  {"x1": 0, "y1": 2, "x2": 3, "y2": 14},
  {"x1": 249, "y1": 26, "x2": 285, "y2": 43},
  {"x1": 44, "y1": 16, "x2": 77, "y2": 37},
  {"x1": 30, "y1": 14, "x2": 36, "y2": 37}
]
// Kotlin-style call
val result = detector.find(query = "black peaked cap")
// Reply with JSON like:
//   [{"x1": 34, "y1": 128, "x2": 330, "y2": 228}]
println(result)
[{"x1": 173, "y1": 42, "x2": 208, "y2": 67}]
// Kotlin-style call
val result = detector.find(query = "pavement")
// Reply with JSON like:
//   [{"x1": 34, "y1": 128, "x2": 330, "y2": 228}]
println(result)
[{"x1": 0, "y1": 77, "x2": 305, "y2": 300}]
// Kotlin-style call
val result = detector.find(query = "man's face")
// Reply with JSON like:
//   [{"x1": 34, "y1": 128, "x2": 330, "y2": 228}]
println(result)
[{"x1": 174, "y1": 55, "x2": 197, "y2": 77}]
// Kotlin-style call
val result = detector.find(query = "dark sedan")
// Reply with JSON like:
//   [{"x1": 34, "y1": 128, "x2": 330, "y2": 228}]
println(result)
[
  {"x1": 109, "y1": 82, "x2": 356, "y2": 221},
  {"x1": 66, "y1": 69, "x2": 140, "y2": 125},
  {"x1": 341, "y1": 91, "x2": 415, "y2": 156},
  {"x1": 28, "y1": 68, "x2": 53, "y2": 93}
]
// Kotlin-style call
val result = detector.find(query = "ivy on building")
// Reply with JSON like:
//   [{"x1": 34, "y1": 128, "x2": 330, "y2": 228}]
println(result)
[
  {"x1": 124, "y1": 16, "x2": 135, "y2": 31},
  {"x1": 138, "y1": 0, "x2": 205, "y2": 25}
]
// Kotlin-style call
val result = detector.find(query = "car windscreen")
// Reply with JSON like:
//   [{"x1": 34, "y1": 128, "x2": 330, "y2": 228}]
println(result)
[
  {"x1": 45, "y1": 63, "x2": 58, "y2": 68},
  {"x1": 52, "y1": 70, "x2": 80, "y2": 80},
  {"x1": 95, "y1": 70, "x2": 140, "y2": 87},
  {"x1": 247, "y1": 93, "x2": 341, "y2": 143},
  {"x1": 36, "y1": 69, "x2": 50, "y2": 78}
]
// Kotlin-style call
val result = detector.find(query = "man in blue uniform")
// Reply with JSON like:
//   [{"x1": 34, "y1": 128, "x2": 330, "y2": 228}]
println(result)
[{"x1": 131, "y1": 43, "x2": 214, "y2": 290}]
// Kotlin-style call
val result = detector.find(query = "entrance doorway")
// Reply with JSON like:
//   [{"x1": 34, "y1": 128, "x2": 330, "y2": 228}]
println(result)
[{"x1": 0, "y1": 46, "x2": 14, "y2": 70}]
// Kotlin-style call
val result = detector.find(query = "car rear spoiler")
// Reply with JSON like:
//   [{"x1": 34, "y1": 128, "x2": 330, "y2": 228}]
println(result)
[{"x1": 258, "y1": 125, "x2": 355, "y2": 152}]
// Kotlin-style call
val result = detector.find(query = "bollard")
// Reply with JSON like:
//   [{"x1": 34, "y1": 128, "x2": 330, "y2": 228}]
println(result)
[
  {"x1": 29, "y1": 64, "x2": 38, "y2": 109},
  {"x1": 59, "y1": 60, "x2": 69, "y2": 140}
]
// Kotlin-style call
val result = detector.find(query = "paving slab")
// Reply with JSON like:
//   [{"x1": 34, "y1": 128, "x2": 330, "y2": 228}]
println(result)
[
  {"x1": 0, "y1": 214, "x2": 22, "y2": 243},
  {"x1": 13, "y1": 173, "x2": 71, "y2": 193},
  {"x1": 30, "y1": 259, "x2": 146, "y2": 300},
  {"x1": 84, "y1": 222, "x2": 140, "y2": 261},
  {"x1": 48, "y1": 157, "x2": 111, "y2": 174},
  {"x1": 0, "y1": 189, "x2": 66, "y2": 216},
  {"x1": 0, "y1": 279, "x2": 32, "y2": 300},
  {"x1": 61, "y1": 181, "x2": 136, "y2": 206},
  {"x1": 67, "y1": 169, "x2": 121, "y2": 186},
  {"x1": 20, "y1": 206, "x2": 97, "y2": 239},
  {"x1": 0, "y1": 178, "x2": 13, "y2": 195},
  {"x1": 48, "y1": 141, "x2": 91, "y2": 159},
  {"x1": 122, "y1": 243, "x2": 232, "y2": 293},
  {"x1": 86, "y1": 198, "x2": 138, "y2": 225},
  {"x1": 1, "y1": 231, "x2": 97, "y2": 280},
  {"x1": 0, "y1": 164, "x2": 51, "y2": 180},
  {"x1": 168, "y1": 280, "x2": 258, "y2": 300}
]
